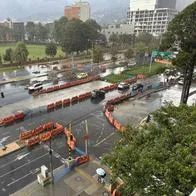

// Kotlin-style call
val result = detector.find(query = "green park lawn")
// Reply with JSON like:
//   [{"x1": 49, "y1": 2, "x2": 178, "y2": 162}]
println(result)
[
  {"x1": 0, "y1": 43, "x2": 64, "y2": 61},
  {"x1": 104, "y1": 63, "x2": 170, "y2": 83}
]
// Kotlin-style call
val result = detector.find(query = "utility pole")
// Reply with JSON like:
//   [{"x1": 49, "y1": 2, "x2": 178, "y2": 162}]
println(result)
[
  {"x1": 49, "y1": 133, "x2": 54, "y2": 184},
  {"x1": 85, "y1": 120, "x2": 89, "y2": 155}
]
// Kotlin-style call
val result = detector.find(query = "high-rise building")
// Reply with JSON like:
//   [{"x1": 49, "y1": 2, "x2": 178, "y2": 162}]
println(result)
[
  {"x1": 64, "y1": 1, "x2": 90, "y2": 22},
  {"x1": 128, "y1": 0, "x2": 178, "y2": 36}
]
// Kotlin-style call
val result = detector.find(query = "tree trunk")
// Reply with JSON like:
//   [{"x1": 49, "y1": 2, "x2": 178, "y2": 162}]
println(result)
[{"x1": 180, "y1": 64, "x2": 194, "y2": 104}]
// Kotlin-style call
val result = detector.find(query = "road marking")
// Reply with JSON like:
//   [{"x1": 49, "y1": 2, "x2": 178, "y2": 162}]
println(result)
[
  {"x1": 0, "y1": 152, "x2": 30, "y2": 169},
  {"x1": 0, "y1": 153, "x2": 48, "y2": 178},
  {"x1": 7, "y1": 172, "x2": 32, "y2": 187},
  {"x1": 93, "y1": 132, "x2": 115, "y2": 147},
  {"x1": 42, "y1": 144, "x2": 66, "y2": 164}
]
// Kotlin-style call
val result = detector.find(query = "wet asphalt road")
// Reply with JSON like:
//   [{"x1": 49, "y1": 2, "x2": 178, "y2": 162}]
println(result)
[{"x1": 0, "y1": 95, "x2": 119, "y2": 196}]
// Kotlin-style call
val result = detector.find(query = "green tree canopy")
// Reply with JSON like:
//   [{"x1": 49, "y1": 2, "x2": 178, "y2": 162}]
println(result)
[
  {"x1": 35, "y1": 23, "x2": 49, "y2": 42},
  {"x1": 124, "y1": 48, "x2": 134, "y2": 59},
  {"x1": 61, "y1": 19, "x2": 89, "y2": 53},
  {"x1": 45, "y1": 43, "x2": 57, "y2": 57},
  {"x1": 14, "y1": 42, "x2": 29, "y2": 64},
  {"x1": 93, "y1": 46, "x2": 103, "y2": 63},
  {"x1": 0, "y1": 54, "x2": 2, "y2": 64},
  {"x1": 103, "y1": 104, "x2": 196, "y2": 195},
  {"x1": 160, "y1": 2, "x2": 196, "y2": 104},
  {"x1": 26, "y1": 21, "x2": 36, "y2": 42},
  {"x1": 54, "y1": 17, "x2": 68, "y2": 44},
  {"x1": 3, "y1": 48, "x2": 14, "y2": 63}
]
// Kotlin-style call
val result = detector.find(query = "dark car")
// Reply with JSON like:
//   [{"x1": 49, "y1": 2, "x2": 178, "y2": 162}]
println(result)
[
  {"x1": 91, "y1": 90, "x2": 105, "y2": 99},
  {"x1": 132, "y1": 83, "x2": 144, "y2": 91}
]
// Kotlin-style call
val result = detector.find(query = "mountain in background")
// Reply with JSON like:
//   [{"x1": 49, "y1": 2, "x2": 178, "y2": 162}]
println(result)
[{"x1": 0, "y1": 0, "x2": 194, "y2": 24}]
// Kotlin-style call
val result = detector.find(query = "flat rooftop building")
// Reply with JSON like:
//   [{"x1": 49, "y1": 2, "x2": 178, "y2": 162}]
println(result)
[{"x1": 128, "y1": 0, "x2": 178, "y2": 36}]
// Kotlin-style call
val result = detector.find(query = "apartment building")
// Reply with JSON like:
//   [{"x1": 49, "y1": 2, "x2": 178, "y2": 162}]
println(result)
[
  {"x1": 128, "y1": 0, "x2": 178, "y2": 36},
  {"x1": 64, "y1": 1, "x2": 90, "y2": 22}
]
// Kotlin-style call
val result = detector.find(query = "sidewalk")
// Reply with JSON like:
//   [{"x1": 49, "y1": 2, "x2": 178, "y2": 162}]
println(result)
[{"x1": 12, "y1": 159, "x2": 111, "y2": 196}]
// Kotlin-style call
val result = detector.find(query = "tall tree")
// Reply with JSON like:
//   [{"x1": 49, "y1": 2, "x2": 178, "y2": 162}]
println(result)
[
  {"x1": 160, "y1": 2, "x2": 196, "y2": 104},
  {"x1": 14, "y1": 42, "x2": 29, "y2": 64},
  {"x1": 54, "y1": 17, "x2": 68, "y2": 44},
  {"x1": 35, "y1": 23, "x2": 49, "y2": 42},
  {"x1": 93, "y1": 46, "x2": 103, "y2": 63},
  {"x1": 61, "y1": 19, "x2": 88, "y2": 53},
  {"x1": 103, "y1": 104, "x2": 196, "y2": 195},
  {"x1": 124, "y1": 48, "x2": 134, "y2": 59},
  {"x1": 45, "y1": 43, "x2": 57, "y2": 57},
  {"x1": 26, "y1": 22, "x2": 36, "y2": 42},
  {"x1": 0, "y1": 54, "x2": 2, "y2": 64},
  {"x1": 3, "y1": 48, "x2": 14, "y2": 63}
]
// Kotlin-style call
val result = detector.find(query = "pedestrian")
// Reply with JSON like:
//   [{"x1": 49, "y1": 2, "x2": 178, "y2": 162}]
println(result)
[{"x1": 1, "y1": 92, "x2": 4, "y2": 98}]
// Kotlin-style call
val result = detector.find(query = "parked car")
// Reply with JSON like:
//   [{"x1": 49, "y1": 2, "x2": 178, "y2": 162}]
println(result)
[
  {"x1": 91, "y1": 90, "x2": 105, "y2": 99},
  {"x1": 77, "y1": 73, "x2": 88, "y2": 79},
  {"x1": 178, "y1": 77, "x2": 184, "y2": 85},
  {"x1": 118, "y1": 82, "x2": 130, "y2": 90},
  {"x1": 28, "y1": 82, "x2": 43, "y2": 91},
  {"x1": 132, "y1": 83, "x2": 144, "y2": 91}
]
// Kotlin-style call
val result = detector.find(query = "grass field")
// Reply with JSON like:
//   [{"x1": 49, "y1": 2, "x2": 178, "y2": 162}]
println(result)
[
  {"x1": 0, "y1": 43, "x2": 64, "y2": 61},
  {"x1": 0, "y1": 66, "x2": 24, "y2": 73},
  {"x1": 104, "y1": 63, "x2": 170, "y2": 83}
]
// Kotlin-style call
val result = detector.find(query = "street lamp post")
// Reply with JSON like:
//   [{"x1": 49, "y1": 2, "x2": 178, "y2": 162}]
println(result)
[
  {"x1": 49, "y1": 133, "x2": 54, "y2": 184},
  {"x1": 88, "y1": 39, "x2": 94, "y2": 67}
]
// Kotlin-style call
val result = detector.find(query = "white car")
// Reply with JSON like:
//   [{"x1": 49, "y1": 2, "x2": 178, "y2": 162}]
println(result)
[
  {"x1": 28, "y1": 82, "x2": 43, "y2": 91},
  {"x1": 118, "y1": 82, "x2": 130, "y2": 90}
]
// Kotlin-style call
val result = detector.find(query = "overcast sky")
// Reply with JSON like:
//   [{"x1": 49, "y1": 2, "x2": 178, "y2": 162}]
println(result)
[{"x1": 0, "y1": 0, "x2": 195, "y2": 20}]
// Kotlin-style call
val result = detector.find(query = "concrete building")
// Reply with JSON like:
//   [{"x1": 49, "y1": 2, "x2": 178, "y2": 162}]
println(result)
[
  {"x1": 128, "y1": 0, "x2": 178, "y2": 36},
  {"x1": 0, "y1": 19, "x2": 24, "y2": 41},
  {"x1": 64, "y1": 1, "x2": 90, "y2": 22},
  {"x1": 101, "y1": 24, "x2": 134, "y2": 42}
]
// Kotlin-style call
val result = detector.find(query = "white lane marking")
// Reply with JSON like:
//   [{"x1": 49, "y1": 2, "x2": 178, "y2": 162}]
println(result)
[
  {"x1": 0, "y1": 136, "x2": 11, "y2": 145},
  {"x1": 93, "y1": 132, "x2": 115, "y2": 147},
  {"x1": 7, "y1": 172, "x2": 32, "y2": 187},
  {"x1": 16, "y1": 153, "x2": 30, "y2": 160},
  {"x1": 42, "y1": 144, "x2": 66, "y2": 164},
  {"x1": 0, "y1": 153, "x2": 48, "y2": 178},
  {"x1": 0, "y1": 153, "x2": 30, "y2": 169}
]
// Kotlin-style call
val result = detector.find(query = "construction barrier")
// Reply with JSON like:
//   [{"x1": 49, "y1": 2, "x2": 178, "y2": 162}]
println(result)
[
  {"x1": 63, "y1": 98, "x2": 71, "y2": 107},
  {"x1": 25, "y1": 136, "x2": 40, "y2": 147},
  {"x1": 64, "y1": 128, "x2": 76, "y2": 151},
  {"x1": 55, "y1": 100, "x2": 63, "y2": 109},
  {"x1": 75, "y1": 155, "x2": 89, "y2": 166},
  {"x1": 137, "y1": 74, "x2": 145, "y2": 79},
  {"x1": 1, "y1": 115, "x2": 15, "y2": 126},
  {"x1": 32, "y1": 125, "x2": 44, "y2": 136},
  {"x1": 47, "y1": 103, "x2": 55, "y2": 112},
  {"x1": 39, "y1": 131, "x2": 51, "y2": 142},
  {"x1": 51, "y1": 123, "x2": 64, "y2": 137},
  {"x1": 33, "y1": 75, "x2": 101, "y2": 96},
  {"x1": 43, "y1": 121, "x2": 55, "y2": 131},
  {"x1": 71, "y1": 96, "x2": 78, "y2": 104},
  {"x1": 19, "y1": 130, "x2": 32, "y2": 140},
  {"x1": 19, "y1": 122, "x2": 54, "y2": 141}
]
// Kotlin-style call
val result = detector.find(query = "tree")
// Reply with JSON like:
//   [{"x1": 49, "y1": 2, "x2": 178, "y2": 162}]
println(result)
[
  {"x1": 14, "y1": 42, "x2": 29, "y2": 64},
  {"x1": 160, "y1": 2, "x2": 196, "y2": 104},
  {"x1": 0, "y1": 54, "x2": 2, "y2": 64},
  {"x1": 124, "y1": 48, "x2": 134, "y2": 59},
  {"x1": 54, "y1": 17, "x2": 68, "y2": 44},
  {"x1": 26, "y1": 22, "x2": 36, "y2": 42},
  {"x1": 3, "y1": 48, "x2": 14, "y2": 63},
  {"x1": 103, "y1": 104, "x2": 196, "y2": 195},
  {"x1": 61, "y1": 19, "x2": 89, "y2": 54},
  {"x1": 110, "y1": 46, "x2": 118, "y2": 63},
  {"x1": 93, "y1": 46, "x2": 103, "y2": 63},
  {"x1": 45, "y1": 43, "x2": 57, "y2": 57},
  {"x1": 35, "y1": 23, "x2": 49, "y2": 42}
]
